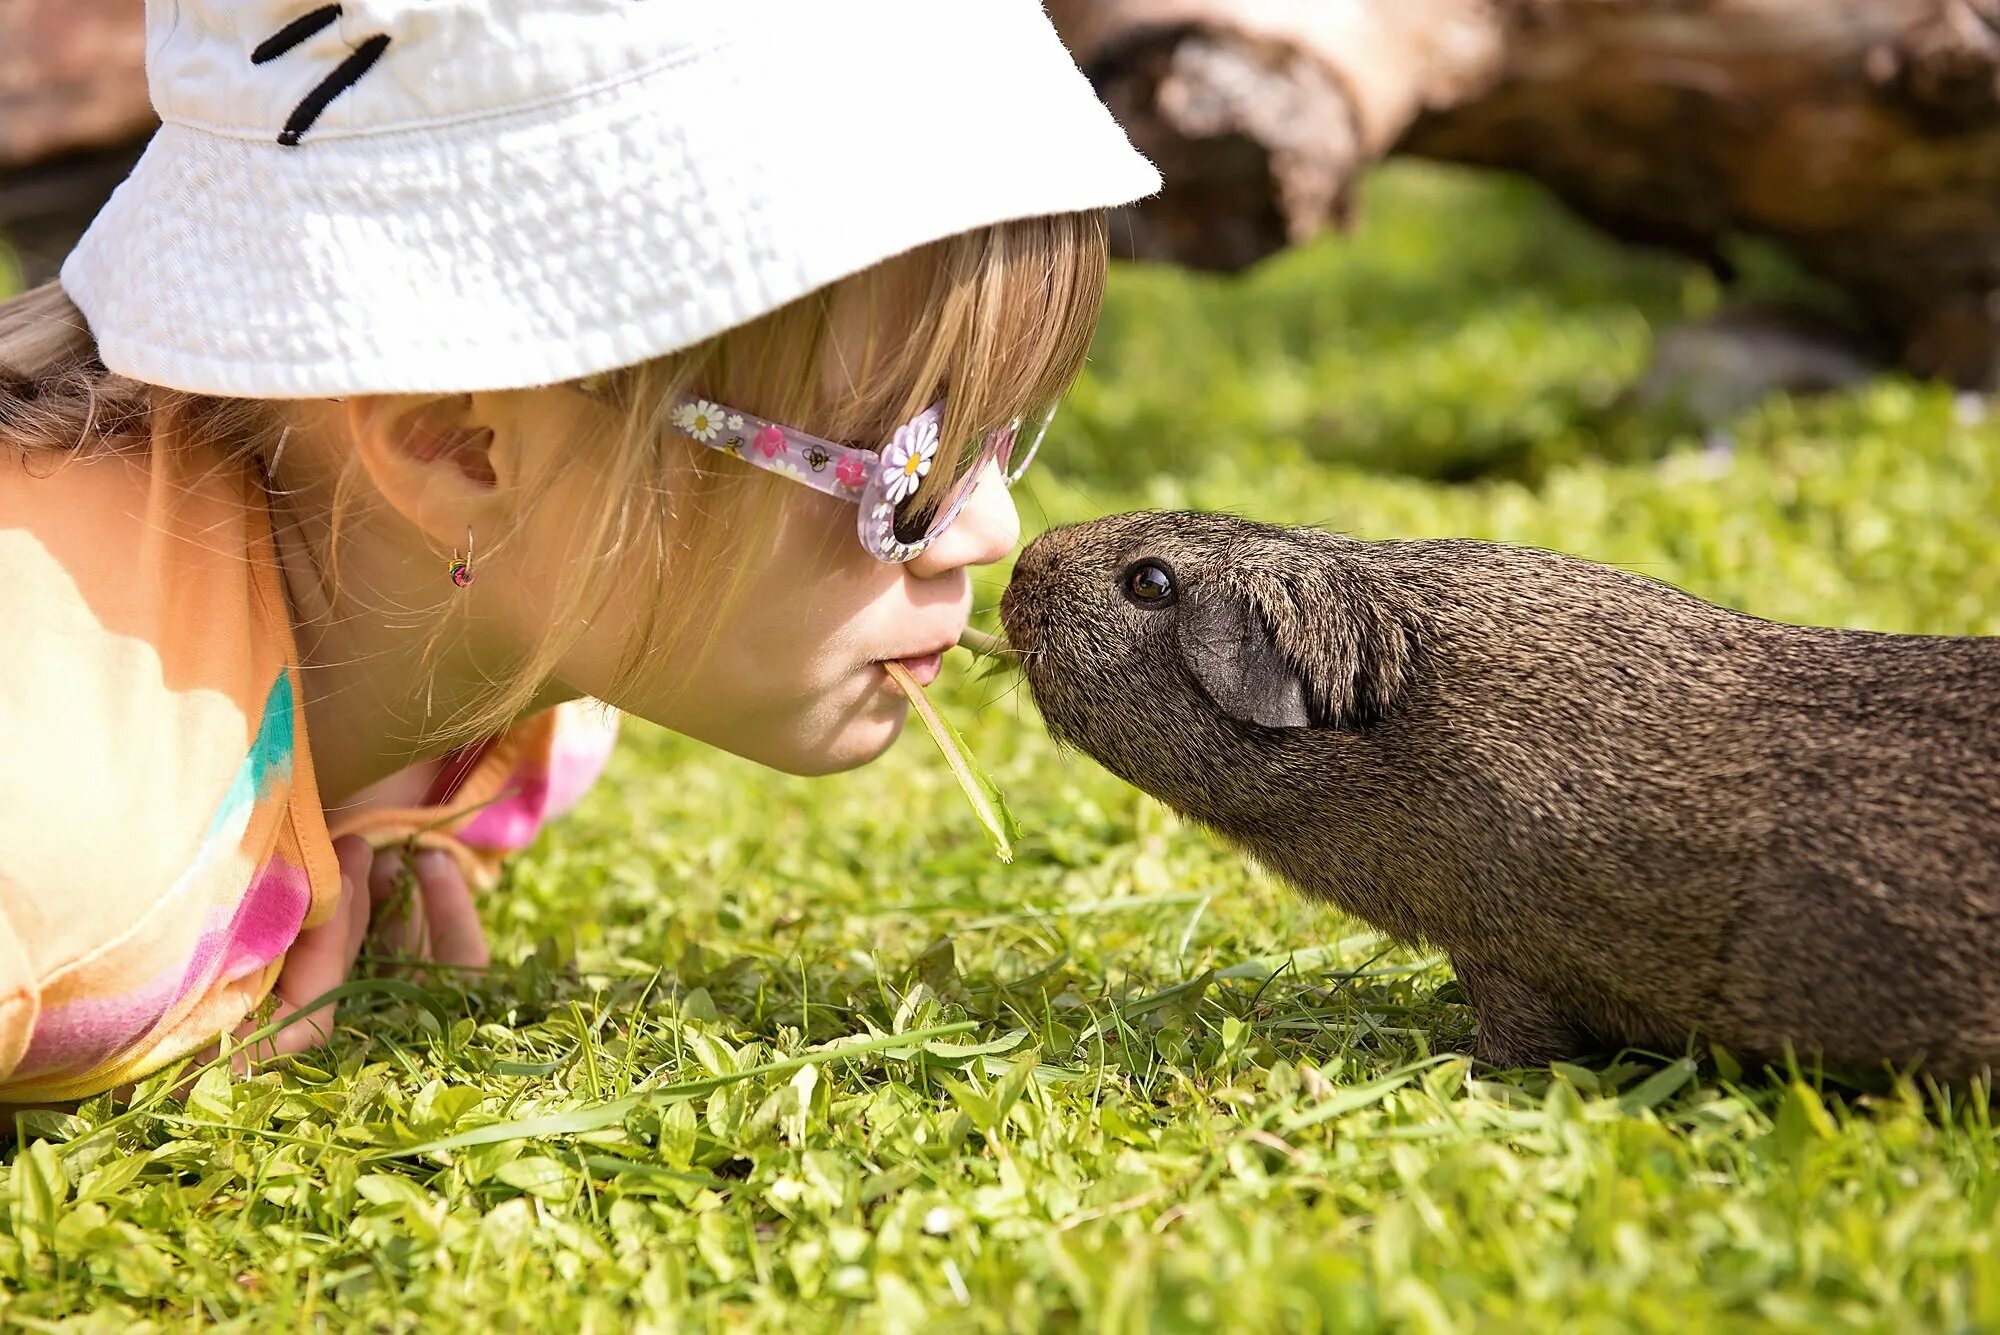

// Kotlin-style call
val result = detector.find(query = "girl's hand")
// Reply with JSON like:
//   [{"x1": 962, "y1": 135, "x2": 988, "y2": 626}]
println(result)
[
  {"x1": 364, "y1": 839, "x2": 491, "y2": 975},
  {"x1": 255, "y1": 835, "x2": 489, "y2": 1057},
  {"x1": 253, "y1": 836, "x2": 372, "y2": 1057}
]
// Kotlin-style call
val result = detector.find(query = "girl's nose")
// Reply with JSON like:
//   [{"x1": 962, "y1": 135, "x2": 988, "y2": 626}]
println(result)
[{"x1": 907, "y1": 460, "x2": 1020, "y2": 579}]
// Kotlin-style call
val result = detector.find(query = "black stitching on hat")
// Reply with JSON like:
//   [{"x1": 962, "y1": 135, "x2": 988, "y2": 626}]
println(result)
[
  {"x1": 251, "y1": 4, "x2": 343, "y2": 64},
  {"x1": 269, "y1": 32, "x2": 392, "y2": 147}
]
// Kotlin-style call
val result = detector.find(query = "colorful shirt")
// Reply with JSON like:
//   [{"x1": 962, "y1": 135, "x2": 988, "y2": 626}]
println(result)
[{"x1": 0, "y1": 426, "x2": 614, "y2": 1102}]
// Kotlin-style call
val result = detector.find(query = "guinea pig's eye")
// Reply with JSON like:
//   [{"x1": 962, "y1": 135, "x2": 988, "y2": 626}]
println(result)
[{"x1": 1123, "y1": 559, "x2": 1177, "y2": 606}]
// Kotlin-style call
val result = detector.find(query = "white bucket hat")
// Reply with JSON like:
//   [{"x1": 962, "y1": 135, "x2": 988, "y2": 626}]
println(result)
[{"x1": 59, "y1": 0, "x2": 1160, "y2": 399}]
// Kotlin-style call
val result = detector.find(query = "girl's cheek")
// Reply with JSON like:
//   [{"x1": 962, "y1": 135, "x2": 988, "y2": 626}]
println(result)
[{"x1": 743, "y1": 537, "x2": 877, "y2": 663}]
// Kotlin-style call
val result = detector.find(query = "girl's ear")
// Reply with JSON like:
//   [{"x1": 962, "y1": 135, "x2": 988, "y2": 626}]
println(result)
[{"x1": 345, "y1": 394, "x2": 509, "y2": 546}]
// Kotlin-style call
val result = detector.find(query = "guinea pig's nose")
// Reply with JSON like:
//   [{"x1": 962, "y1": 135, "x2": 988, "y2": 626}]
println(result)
[
  {"x1": 1011, "y1": 533, "x2": 1055, "y2": 584},
  {"x1": 999, "y1": 535, "x2": 1060, "y2": 651}
]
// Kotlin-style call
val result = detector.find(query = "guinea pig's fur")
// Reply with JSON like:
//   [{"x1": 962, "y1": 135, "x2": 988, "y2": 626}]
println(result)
[{"x1": 999, "y1": 510, "x2": 2000, "y2": 1075}]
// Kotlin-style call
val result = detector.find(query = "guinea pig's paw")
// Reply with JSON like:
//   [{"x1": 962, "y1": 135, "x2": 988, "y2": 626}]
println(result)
[
  {"x1": 1471, "y1": 1025, "x2": 1575, "y2": 1073},
  {"x1": 1451, "y1": 957, "x2": 1584, "y2": 1072}
]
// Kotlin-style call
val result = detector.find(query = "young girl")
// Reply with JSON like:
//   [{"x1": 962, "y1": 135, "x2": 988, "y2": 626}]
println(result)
[{"x1": 0, "y1": 0, "x2": 1157, "y2": 1102}]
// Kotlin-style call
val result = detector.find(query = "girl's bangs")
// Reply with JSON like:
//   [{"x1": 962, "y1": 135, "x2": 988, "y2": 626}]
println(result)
[{"x1": 814, "y1": 210, "x2": 1111, "y2": 509}]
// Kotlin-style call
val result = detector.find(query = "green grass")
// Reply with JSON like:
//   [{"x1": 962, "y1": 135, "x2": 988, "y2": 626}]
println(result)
[{"x1": 8, "y1": 164, "x2": 2000, "y2": 1331}]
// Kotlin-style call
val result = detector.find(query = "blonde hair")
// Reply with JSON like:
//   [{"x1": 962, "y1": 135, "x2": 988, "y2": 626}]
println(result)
[{"x1": 0, "y1": 210, "x2": 1109, "y2": 746}]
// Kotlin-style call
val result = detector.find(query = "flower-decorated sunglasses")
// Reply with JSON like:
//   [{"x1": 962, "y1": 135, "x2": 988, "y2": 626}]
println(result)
[{"x1": 669, "y1": 396, "x2": 1054, "y2": 563}]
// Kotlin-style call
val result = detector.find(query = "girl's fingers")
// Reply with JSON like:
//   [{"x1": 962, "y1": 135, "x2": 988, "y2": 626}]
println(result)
[
  {"x1": 340, "y1": 842, "x2": 374, "y2": 958},
  {"x1": 367, "y1": 843, "x2": 429, "y2": 958},
  {"x1": 242, "y1": 839, "x2": 487, "y2": 1069},
  {"x1": 265, "y1": 837, "x2": 374, "y2": 1056},
  {"x1": 415, "y1": 849, "x2": 490, "y2": 968}
]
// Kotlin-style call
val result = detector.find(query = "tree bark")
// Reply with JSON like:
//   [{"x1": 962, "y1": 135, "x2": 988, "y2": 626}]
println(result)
[{"x1": 1052, "y1": 0, "x2": 2000, "y2": 388}]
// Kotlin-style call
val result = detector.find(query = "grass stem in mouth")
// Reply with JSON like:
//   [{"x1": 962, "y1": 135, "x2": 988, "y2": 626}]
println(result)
[
  {"x1": 883, "y1": 659, "x2": 1017, "y2": 862},
  {"x1": 956, "y1": 626, "x2": 1007, "y2": 657}
]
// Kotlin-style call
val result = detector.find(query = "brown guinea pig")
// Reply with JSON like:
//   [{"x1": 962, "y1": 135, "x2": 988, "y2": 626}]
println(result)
[{"x1": 999, "y1": 510, "x2": 2000, "y2": 1075}]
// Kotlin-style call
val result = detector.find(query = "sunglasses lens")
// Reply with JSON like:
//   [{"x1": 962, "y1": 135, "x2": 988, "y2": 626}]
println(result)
[
  {"x1": 876, "y1": 403, "x2": 1059, "y2": 558},
  {"x1": 1003, "y1": 402, "x2": 1057, "y2": 486},
  {"x1": 890, "y1": 432, "x2": 1004, "y2": 545}
]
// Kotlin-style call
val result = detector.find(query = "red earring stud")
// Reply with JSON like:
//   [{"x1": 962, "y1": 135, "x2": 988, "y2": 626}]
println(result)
[{"x1": 449, "y1": 528, "x2": 475, "y2": 588}]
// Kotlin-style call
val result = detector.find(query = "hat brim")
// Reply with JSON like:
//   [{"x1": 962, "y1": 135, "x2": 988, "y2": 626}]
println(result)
[{"x1": 60, "y1": 4, "x2": 1160, "y2": 398}]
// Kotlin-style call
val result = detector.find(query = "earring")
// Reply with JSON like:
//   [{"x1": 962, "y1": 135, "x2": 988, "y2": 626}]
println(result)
[{"x1": 448, "y1": 529, "x2": 476, "y2": 588}]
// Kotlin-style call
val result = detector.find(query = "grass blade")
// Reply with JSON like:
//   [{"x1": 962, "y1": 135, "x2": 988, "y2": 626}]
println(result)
[
  {"x1": 376, "y1": 1020, "x2": 979, "y2": 1158},
  {"x1": 955, "y1": 626, "x2": 1008, "y2": 658},
  {"x1": 884, "y1": 659, "x2": 1017, "y2": 861}
]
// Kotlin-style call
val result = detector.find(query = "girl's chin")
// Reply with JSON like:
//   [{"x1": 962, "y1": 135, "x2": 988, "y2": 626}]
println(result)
[{"x1": 762, "y1": 710, "x2": 907, "y2": 777}]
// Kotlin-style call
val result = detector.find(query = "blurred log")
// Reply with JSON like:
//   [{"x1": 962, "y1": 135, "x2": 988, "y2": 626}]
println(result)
[
  {"x1": 1052, "y1": 0, "x2": 2000, "y2": 388},
  {"x1": 0, "y1": 0, "x2": 155, "y2": 283},
  {"x1": 1049, "y1": 0, "x2": 1504, "y2": 271}
]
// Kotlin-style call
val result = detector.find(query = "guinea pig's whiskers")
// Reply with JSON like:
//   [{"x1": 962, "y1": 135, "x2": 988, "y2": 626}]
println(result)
[
  {"x1": 975, "y1": 668, "x2": 1029, "y2": 708},
  {"x1": 974, "y1": 646, "x2": 1039, "y2": 677},
  {"x1": 984, "y1": 679, "x2": 1029, "y2": 711}
]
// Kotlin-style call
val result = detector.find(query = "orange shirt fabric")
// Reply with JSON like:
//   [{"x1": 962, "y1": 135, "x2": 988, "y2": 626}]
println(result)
[{"x1": 0, "y1": 428, "x2": 614, "y2": 1101}]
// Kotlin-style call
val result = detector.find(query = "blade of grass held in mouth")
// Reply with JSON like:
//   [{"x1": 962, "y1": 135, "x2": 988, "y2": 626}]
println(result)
[
  {"x1": 956, "y1": 625, "x2": 1022, "y2": 685},
  {"x1": 956, "y1": 626, "x2": 1007, "y2": 658},
  {"x1": 884, "y1": 658, "x2": 1017, "y2": 862}
]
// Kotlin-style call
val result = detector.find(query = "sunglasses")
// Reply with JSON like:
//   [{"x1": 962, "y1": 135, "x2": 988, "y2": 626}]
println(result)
[{"x1": 669, "y1": 395, "x2": 1054, "y2": 563}]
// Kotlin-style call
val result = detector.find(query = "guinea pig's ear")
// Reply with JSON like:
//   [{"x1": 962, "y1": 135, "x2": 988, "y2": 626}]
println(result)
[
  {"x1": 1178, "y1": 569, "x2": 1415, "y2": 730},
  {"x1": 1176, "y1": 583, "x2": 1314, "y2": 729}
]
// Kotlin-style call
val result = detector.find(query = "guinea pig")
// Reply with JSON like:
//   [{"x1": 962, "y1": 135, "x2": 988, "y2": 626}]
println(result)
[{"x1": 999, "y1": 510, "x2": 2000, "y2": 1075}]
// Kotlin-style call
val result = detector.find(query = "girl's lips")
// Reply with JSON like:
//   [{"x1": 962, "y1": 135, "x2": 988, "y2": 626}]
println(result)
[{"x1": 884, "y1": 652, "x2": 943, "y2": 687}]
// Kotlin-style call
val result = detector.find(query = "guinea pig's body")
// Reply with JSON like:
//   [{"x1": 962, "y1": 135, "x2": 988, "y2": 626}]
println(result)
[{"x1": 1000, "y1": 511, "x2": 2000, "y2": 1074}]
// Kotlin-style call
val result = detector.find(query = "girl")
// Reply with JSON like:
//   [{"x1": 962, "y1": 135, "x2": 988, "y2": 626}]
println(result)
[{"x1": 0, "y1": 0, "x2": 1157, "y2": 1102}]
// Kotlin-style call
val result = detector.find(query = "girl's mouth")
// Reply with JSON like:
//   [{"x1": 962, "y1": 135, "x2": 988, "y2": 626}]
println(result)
[{"x1": 884, "y1": 652, "x2": 943, "y2": 687}]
